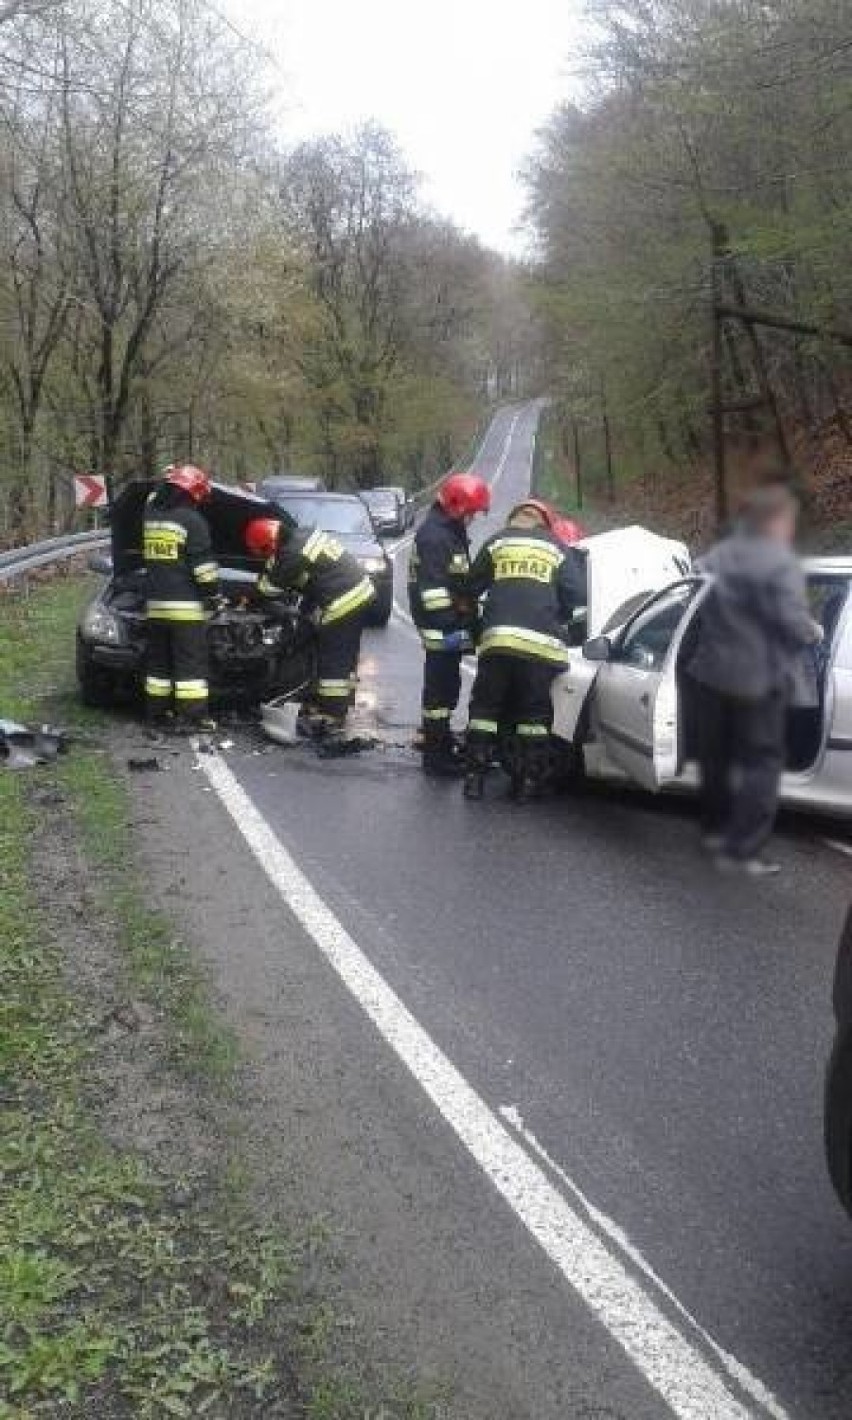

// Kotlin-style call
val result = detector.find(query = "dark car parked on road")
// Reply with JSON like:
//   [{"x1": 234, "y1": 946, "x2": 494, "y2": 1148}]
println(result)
[
  {"x1": 77, "y1": 481, "x2": 312, "y2": 708},
  {"x1": 258, "y1": 485, "x2": 393, "y2": 627},
  {"x1": 826, "y1": 904, "x2": 852, "y2": 1217},
  {"x1": 361, "y1": 486, "x2": 407, "y2": 538}
]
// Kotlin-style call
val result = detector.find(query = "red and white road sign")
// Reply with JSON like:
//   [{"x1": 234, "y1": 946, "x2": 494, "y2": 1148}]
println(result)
[{"x1": 74, "y1": 473, "x2": 108, "y2": 509}]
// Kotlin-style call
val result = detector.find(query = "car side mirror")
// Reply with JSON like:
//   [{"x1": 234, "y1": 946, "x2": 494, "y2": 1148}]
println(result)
[
  {"x1": 88, "y1": 553, "x2": 112, "y2": 576},
  {"x1": 583, "y1": 634, "x2": 611, "y2": 662}
]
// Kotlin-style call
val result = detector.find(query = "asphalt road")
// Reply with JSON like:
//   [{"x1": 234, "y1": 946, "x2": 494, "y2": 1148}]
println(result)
[{"x1": 138, "y1": 403, "x2": 852, "y2": 1419}]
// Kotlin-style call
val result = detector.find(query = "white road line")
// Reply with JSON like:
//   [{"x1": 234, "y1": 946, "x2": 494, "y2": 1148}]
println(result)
[
  {"x1": 500, "y1": 1106, "x2": 788, "y2": 1420},
  {"x1": 822, "y1": 837, "x2": 852, "y2": 858},
  {"x1": 198, "y1": 749, "x2": 787, "y2": 1420}
]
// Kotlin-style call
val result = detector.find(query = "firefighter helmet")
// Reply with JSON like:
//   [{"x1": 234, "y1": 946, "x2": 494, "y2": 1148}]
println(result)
[
  {"x1": 244, "y1": 517, "x2": 284, "y2": 560},
  {"x1": 552, "y1": 514, "x2": 585, "y2": 545},
  {"x1": 437, "y1": 472, "x2": 491, "y2": 519},
  {"x1": 165, "y1": 464, "x2": 212, "y2": 503}
]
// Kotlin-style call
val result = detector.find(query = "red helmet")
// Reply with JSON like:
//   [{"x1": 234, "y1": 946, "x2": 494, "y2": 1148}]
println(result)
[
  {"x1": 552, "y1": 515, "x2": 585, "y2": 546},
  {"x1": 437, "y1": 472, "x2": 491, "y2": 519},
  {"x1": 244, "y1": 517, "x2": 282, "y2": 560},
  {"x1": 165, "y1": 464, "x2": 211, "y2": 503}
]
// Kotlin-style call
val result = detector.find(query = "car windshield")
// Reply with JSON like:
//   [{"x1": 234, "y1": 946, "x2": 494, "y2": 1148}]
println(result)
[{"x1": 271, "y1": 495, "x2": 374, "y2": 536}]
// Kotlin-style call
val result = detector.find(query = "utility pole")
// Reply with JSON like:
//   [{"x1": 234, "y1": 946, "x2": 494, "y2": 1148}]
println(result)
[
  {"x1": 572, "y1": 418, "x2": 583, "y2": 509},
  {"x1": 710, "y1": 223, "x2": 729, "y2": 529}
]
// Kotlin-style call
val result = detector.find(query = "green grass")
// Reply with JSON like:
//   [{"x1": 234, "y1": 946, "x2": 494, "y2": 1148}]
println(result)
[{"x1": 0, "y1": 576, "x2": 292, "y2": 1416}]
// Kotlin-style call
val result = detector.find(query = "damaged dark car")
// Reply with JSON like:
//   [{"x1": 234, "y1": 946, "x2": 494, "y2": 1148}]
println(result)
[{"x1": 76, "y1": 481, "x2": 311, "y2": 708}]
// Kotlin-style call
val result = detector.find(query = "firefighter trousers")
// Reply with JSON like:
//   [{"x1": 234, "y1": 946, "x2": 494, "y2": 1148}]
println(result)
[
  {"x1": 466, "y1": 652, "x2": 556, "y2": 776},
  {"x1": 422, "y1": 649, "x2": 462, "y2": 738},
  {"x1": 145, "y1": 618, "x2": 209, "y2": 721},
  {"x1": 310, "y1": 611, "x2": 367, "y2": 724}
]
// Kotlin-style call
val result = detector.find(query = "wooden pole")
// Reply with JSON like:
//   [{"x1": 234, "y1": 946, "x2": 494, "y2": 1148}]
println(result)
[
  {"x1": 711, "y1": 225, "x2": 729, "y2": 529},
  {"x1": 600, "y1": 382, "x2": 614, "y2": 500},
  {"x1": 572, "y1": 418, "x2": 583, "y2": 509}
]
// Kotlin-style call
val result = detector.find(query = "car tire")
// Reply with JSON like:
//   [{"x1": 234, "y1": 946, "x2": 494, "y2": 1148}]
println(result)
[
  {"x1": 368, "y1": 587, "x2": 393, "y2": 628},
  {"x1": 826, "y1": 1028, "x2": 852, "y2": 1219},
  {"x1": 77, "y1": 651, "x2": 117, "y2": 709}
]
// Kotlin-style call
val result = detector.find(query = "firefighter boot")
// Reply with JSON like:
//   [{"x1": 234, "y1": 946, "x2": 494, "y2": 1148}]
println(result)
[
  {"x1": 510, "y1": 734, "x2": 552, "y2": 804},
  {"x1": 463, "y1": 739, "x2": 491, "y2": 800},
  {"x1": 422, "y1": 722, "x2": 464, "y2": 778}
]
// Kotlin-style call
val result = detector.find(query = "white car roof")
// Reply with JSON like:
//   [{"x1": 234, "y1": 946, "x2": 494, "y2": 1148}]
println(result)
[{"x1": 802, "y1": 555, "x2": 852, "y2": 575}]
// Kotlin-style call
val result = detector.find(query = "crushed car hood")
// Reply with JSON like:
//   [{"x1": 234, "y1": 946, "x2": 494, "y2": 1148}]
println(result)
[
  {"x1": 109, "y1": 481, "x2": 281, "y2": 578},
  {"x1": 579, "y1": 525, "x2": 692, "y2": 634}
]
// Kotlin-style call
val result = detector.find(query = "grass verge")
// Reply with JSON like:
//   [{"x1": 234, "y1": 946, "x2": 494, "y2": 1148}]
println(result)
[{"x1": 0, "y1": 575, "x2": 293, "y2": 1417}]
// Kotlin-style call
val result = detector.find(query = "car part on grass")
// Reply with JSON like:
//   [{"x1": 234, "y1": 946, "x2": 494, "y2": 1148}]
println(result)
[{"x1": 1, "y1": 718, "x2": 67, "y2": 770}]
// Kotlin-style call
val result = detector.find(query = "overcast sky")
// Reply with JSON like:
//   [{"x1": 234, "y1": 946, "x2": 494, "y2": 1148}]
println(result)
[{"x1": 229, "y1": 0, "x2": 584, "y2": 255}]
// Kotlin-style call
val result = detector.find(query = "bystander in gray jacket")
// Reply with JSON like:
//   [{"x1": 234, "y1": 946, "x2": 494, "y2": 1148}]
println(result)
[{"x1": 687, "y1": 524, "x2": 821, "y2": 707}]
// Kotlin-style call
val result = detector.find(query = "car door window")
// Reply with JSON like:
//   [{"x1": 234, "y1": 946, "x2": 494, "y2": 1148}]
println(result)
[{"x1": 612, "y1": 583, "x2": 697, "y2": 671}]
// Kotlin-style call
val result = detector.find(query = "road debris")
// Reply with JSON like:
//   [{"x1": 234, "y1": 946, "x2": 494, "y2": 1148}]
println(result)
[
  {"x1": 127, "y1": 756, "x2": 162, "y2": 773},
  {"x1": 1, "y1": 717, "x2": 67, "y2": 770}
]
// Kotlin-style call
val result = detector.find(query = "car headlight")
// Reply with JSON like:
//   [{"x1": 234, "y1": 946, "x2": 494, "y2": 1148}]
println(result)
[
  {"x1": 361, "y1": 557, "x2": 387, "y2": 574},
  {"x1": 81, "y1": 604, "x2": 122, "y2": 644}
]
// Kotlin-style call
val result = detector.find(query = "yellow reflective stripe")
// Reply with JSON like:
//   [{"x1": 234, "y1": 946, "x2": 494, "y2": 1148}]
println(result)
[
  {"x1": 478, "y1": 626, "x2": 568, "y2": 664},
  {"x1": 423, "y1": 707, "x2": 451, "y2": 721},
  {"x1": 468, "y1": 718, "x2": 499, "y2": 734},
  {"x1": 448, "y1": 554, "x2": 470, "y2": 572},
  {"x1": 144, "y1": 676, "x2": 172, "y2": 696},
  {"x1": 321, "y1": 578, "x2": 376, "y2": 625},
  {"x1": 516, "y1": 723, "x2": 550, "y2": 737},
  {"x1": 193, "y1": 561, "x2": 219, "y2": 583},
  {"x1": 174, "y1": 680, "x2": 208, "y2": 700},
  {"x1": 146, "y1": 600, "x2": 206, "y2": 622},
  {"x1": 421, "y1": 587, "x2": 453, "y2": 609},
  {"x1": 257, "y1": 573, "x2": 285, "y2": 597},
  {"x1": 303, "y1": 529, "x2": 339, "y2": 562},
  {"x1": 316, "y1": 680, "x2": 352, "y2": 698},
  {"x1": 144, "y1": 519, "x2": 188, "y2": 540},
  {"x1": 420, "y1": 629, "x2": 448, "y2": 647},
  {"x1": 488, "y1": 537, "x2": 563, "y2": 564}
]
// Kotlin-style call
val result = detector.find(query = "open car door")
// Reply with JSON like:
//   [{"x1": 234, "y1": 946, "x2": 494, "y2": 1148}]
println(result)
[{"x1": 592, "y1": 580, "x2": 703, "y2": 790}]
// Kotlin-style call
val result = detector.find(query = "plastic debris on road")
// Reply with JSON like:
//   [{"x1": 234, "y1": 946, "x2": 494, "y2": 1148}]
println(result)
[{"x1": 0, "y1": 718, "x2": 68, "y2": 771}]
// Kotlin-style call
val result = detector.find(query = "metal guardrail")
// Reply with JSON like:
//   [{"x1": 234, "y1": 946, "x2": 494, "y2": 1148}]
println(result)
[{"x1": 0, "y1": 529, "x2": 109, "y2": 583}]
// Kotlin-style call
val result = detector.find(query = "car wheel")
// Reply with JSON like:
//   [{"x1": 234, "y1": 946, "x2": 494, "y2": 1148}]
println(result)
[
  {"x1": 368, "y1": 587, "x2": 393, "y2": 628},
  {"x1": 826, "y1": 1027, "x2": 852, "y2": 1219},
  {"x1": 77, "y1": 655, "x2": 117, "y2": 708}
]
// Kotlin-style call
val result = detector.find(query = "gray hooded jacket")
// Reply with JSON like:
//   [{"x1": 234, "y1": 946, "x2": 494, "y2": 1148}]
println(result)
[{"x1": 687, "y1": 529, "x2": 820, "y2": 705}]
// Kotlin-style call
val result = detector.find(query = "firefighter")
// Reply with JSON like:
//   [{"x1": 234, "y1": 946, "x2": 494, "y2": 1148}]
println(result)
[
  {"x1": 463, "y1": 499, "x2": 586, "y2": 802},
  {"x1": 408, "y1": 471, "x2": 491, "y2": 776},
  {"x1": 244, "y1": 515, "x2": 375, "y2": 739},
  {"x1": 143, "y1": 464, "x2": 219, "y2": 730}
]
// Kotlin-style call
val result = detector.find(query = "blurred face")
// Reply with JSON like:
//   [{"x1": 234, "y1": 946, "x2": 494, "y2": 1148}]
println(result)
[{"x1": 765, "y1": 505, "x2": 797, "y2": 545}]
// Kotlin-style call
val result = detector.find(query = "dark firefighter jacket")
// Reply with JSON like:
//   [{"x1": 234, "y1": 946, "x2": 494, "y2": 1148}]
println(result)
[
  {"x1": 257, "y1": 526, "x2": 375, "y2": 625},
  {"x1": 467, "y1": 524, "x2": 586, "y2": 665},
  {"x1": 143, "y1": 489, "x2": 219, "y2": 622},
  {"x1": 408, "y1": 504, "x2": 472, "y2": 650}
]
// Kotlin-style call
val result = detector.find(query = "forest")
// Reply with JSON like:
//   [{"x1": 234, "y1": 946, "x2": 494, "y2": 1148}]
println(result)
[
  {"x1": 0, "y1": 0, "x2": 535, "y2": 540},
  {"x1": 525, "y1": 0, "x2": 852, "y2": 536}
]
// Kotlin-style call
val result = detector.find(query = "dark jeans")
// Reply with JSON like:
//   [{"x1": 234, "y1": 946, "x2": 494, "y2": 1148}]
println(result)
[{"x1": 693, "y1": 681, "x2": 786, "y2": 859}]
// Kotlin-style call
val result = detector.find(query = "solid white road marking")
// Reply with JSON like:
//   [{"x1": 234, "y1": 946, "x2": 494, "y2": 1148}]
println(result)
[
  {"x1": 198, "y1": 750, "x2": 787, "y2": 1420},
  {"x1": 822, "y1": 837, "x2": 852, "y2": 857},
  {"x1": 500, "y1": 1106, "x2": 788, "y2": 1420}
]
